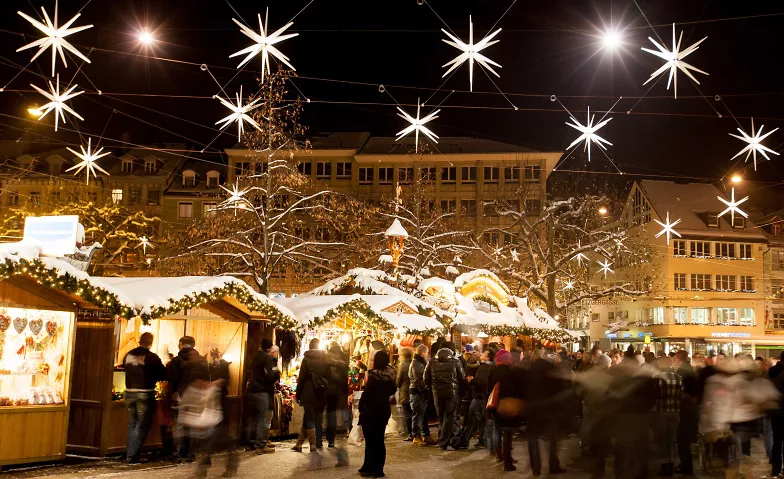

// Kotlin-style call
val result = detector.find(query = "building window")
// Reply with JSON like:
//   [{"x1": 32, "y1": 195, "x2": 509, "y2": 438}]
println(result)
[
  {"x1": 272, "y1": 195, "x2": 288, "y2": 210},
  {"x1": 399, "y1": 167, "x2": 414, "y2": 185},
  {"x1": 441, "y1": 167, "x2": 457, "y2": 183},
  {"x1": 378, "y1": 167, "x2": 393, "y2": 185},
  {"x1": 717, "y1": 308, "x2": 738, "y2": 325},
  {"x1": 178, "y1": 202, "x2": 193, "y2": 218},
  {"x1": 111, "y1": 188, "x2": 123, "y2": 204},
  {"x1": 773, "y1": 311, "x2": 784, "y2": 330},
  {"x1": 235, "y1": 162, "x2": 251, "y2": 176},
  {"x1": 707, "y1": 214, "x2": 720, "y2": 227},
  {"x1": 297, "y1": 162, "x2": 312, "y2": 176},
  {"x1": 460, "y1": 199, "x2": 476, "y2": 217},
  {"x1": 203, "y1": 202, "x2": 217, "y2": 215},
  {"x1": 336, "y1": 162, "x2": 352, "y2": 179},
  {"x1": 690, "y1": 273, "x2": 711, "y2": 290},
  {"x1": 524, "y1": 165, "x2": 542, "y2": 182},
  {"x1": 690, "y1": 241, "x2": 711, "y2": 258},
  {"x1": 484, "y1": 167, "x2": 499, "y2": 183},
  {"x1": 294, "y1": 227, "x2": 310, "y2": 240},
  {"x1": 648, "y1": 307, "x2": 664, "y2": 325},
  {"x1": 774, "y1": 251, "x2": 784, "y2": 271},
  {"x1": 50, "y1": 191, "x2": 60, "y2": 203},
  {"x1": 145, "y1": 159, "x2": 156, "y2": 173},
  {"x1": 421, "y1": 199, "x2": 435, "y2": 214},
  {"x1": 147, "y1": 189, "x2": 160, "y2": 206},
  {"x1": 774, "y1": 224, "x2": 783, "y2": 236},
  {"x1": 440, "y1": 199, "x2": 456, "y2": 214},
  {"x1": 690, "y1": 307, "x2": 710, "y2": 325},
  {"x1": 461, "y1": 166, "x2": 476, "y2": 183},
  {"x1": 129, "y1": 188, "x2": 142, "y2": 205},
  {"x1": 183, "y1": 170, "x2": 196, "y2": 187},
  {"x1": 740, "y1": 276, "x2": 754, "y2": 292},
  {"x1": 8, "y1": 192, "x2": 19, "y2": 206},
  {"x1": 88, "y1": 192, "x2": 97, "y2": 203},
  {"x1": 733, "y1": 216, "x2": 746, "y2": 229},
  {"x1": 316, "y1": 227, "x2": 331, "y2": 241},
  {"x1": 483, "y1": 202, "x2": 497, "y2": 217},
  {"x1": 359, "y1": 167, "x2": 374, "y2": 184},
  {"x1": 504, "y1": 166, "x2": 520, "y2": 182},
  {"x1": 716, "y1": 243, "x2": 735, "y2": 259},
  {"x1": 206, "y1": 171, "x2": 220, "y2": 187},
  {"x1": 673, "y1": 240, "x2": 686, "y2": 256},
  {"x1": 484, "y1": 231, "x2": 499, "y2": 246},
  {"x1": 739, "y1": 244, "x2": 752, "y2": 259},
  {"x1": 674, "y1": 273, "x2": 687, "y2": 290},
  {"x1": 316, "y1": 162, "x2": 331, "y2": 179},
  {"x1": 525, "y1": 199, "x2": 542, "y2": 214},
  {"x1": 740, "y1": 308, "x2": 755, "y2": 326},
  {"x1": 716, "y1": 275, "x2": 737, "y2": 291},
  {"x1": 122, "y1": 160, "x2": 133, "y2": 173},
  {"x1": 419, "y1": 167, "x2": 436, "y2": 183},
  {"x1": 673, "y1": 307, "x2": 688, "y2": 324}
]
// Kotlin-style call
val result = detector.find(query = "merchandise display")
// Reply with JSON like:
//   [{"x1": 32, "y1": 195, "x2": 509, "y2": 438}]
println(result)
[{"x1": 0, "y1": 307, "x2": 71, "y2": 406}]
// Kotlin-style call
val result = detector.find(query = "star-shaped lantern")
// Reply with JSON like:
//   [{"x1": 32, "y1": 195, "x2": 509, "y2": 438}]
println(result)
[
  {"x1": 65, "y1": 137, "x2": 110, "y2": 185},
  {"x1": 654, "y1": 211, "x2": 682, "y2": 245}
]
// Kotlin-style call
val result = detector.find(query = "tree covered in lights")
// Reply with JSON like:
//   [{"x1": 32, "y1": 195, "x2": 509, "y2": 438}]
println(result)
[{"x1": 162, "y1": 69, "x2": 376, "y2": 294}]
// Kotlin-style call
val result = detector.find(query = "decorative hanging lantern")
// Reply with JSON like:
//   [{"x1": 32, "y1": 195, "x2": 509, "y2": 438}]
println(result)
[{"x1": 384, "y1": 218, "x2": 408, "y2": 276}]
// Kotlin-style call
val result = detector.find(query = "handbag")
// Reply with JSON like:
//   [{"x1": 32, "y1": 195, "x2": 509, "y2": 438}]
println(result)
[
  {"x1": 497, "y1": 397, "x2": 526, "y2": 418},
  {"x1": 486, "y1": 383, "x2": 500, "y2": 410},
  {"x1": 311, "y1": 371, "x2": 329, "y2": 390}
]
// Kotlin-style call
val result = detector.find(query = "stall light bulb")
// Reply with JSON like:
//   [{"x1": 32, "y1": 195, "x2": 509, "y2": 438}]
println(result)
[
  {"x1": 222, "y1": 353, "x2": 234, "y2": 363},
  {"x1": 341, "y1": 333, "x2": 351, "y2": 344}
]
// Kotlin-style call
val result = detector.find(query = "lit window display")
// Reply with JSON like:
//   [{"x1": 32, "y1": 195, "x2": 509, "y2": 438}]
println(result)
[{"x1": 0, "y1": 308, "x2": 72, "y2": 406}]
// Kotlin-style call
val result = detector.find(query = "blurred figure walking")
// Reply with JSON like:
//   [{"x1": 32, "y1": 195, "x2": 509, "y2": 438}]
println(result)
[{"x1": 358, "y1": 351, "x2": 397, "y2": 478}]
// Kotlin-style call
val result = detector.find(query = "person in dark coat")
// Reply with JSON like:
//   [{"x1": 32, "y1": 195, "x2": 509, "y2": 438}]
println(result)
[
  {"x1": 166, "y1": 336, "x2": 208, "y2": 463},
  {"x1": 461, "y1": 348, "x2": 493, "y2": 448},
  {"x1": 527, "y1": 348, "x2": 569, "y2": 476},
  {"x1": 768, "y1": 351, "x2": 784, "y2": 477},
  {"x1": 424, "y1": 343, "x2": 466, "y2": 450},
  {"x1": 396, "y1": 347, "x2": 414, "y2": 440},
  {"x1": 325, "y1": 342, "x2": 349, "y2": 448},
  {"x1": 197, "y1": 347, "x2": 239, "y2": 478},
  {"x1": 674, "y1": 350, "x2": 698, "y2": 475},
  {"x1": 488, "y1": 349, "x2": 524, "y2": 471},
  {"x1": 358, "y1": 350, "x2": 397, "y2": 478},
  {"x1": 409, "y1": 344, "x2": 436, "y2": 446},
  {"x1": 245, "y1": 339, "x2": 279, "y2": 454},
  {"x1": 293, "y1": 339, "x2": 330, "y2": 452}
]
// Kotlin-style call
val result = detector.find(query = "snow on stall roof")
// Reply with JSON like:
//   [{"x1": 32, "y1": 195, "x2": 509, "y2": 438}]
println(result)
[
  {"x1": 379, "y1": 312, "x2": 444, "y2": 332},
  {"x1": 384, "y1": 218, "x2": 409, "y2": 238},
  {"x1": 454, "y1": 269, "x2": 510, "y2": 293},
  {"x1": 418, "y1": 277, "x2": 456, "y2": 297},
  {"x1": 452, "y1": 293, "x2": 523, "y2": 328},
  {"x1": 445, "y1": 265, "x2": 460, "y2": 276}
]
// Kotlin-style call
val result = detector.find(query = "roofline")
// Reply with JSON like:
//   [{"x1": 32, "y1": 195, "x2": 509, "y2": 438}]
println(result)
[{"x1": 224, "y1": 147, "x2": 358, "y2": 157}]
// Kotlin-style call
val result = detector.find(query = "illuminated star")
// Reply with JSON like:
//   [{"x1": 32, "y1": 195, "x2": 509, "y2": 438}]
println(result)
[
  {"x1": 229, "y1": 8, "x2": 298, "y2": 83},
  {"x1": 137, "y1": 236, "x2": 155, "y2": 254},
  {"x1": 16, "y1": 2, "x2": 93, "y2": 77},
  {"x1": 729, "y1": 118, "x2": 779, "y2": 171},
  {"x1": 442, "y1": 16, "x2": 502, "y2": 91},
  {"x1": 219, "y1": 181, "x2": 251, "y2": 210},
  {"x1": 566, "y1": 106, "x2": 612, "y2": 162},
  {"x1": 641, "y1": 23, "x2": 708, "y2": 99},
  {"x1": 65, "y1": 137, "x2": 109, "y2": 185},
  {"x1": 562, "y1": 280, "x2": 574, "y2": 292},
  {"x1": 510, "y1": 249, "x2": 520, "y2": 262},
  {"x1": 396, "y1": 98, "x2": 440, "y2": 153},
  {"x1": 572, "y1": 240, "x2": 589, "y2": 266},
  {"x1": 654, "y1": 211, "x2": 682, "y2": 245},
  {"x1": 597, "y1": 258, "x2": 614, "y2": 279},
  {"x1": 215, "y1": 86, "x2": 263, "y2": 142},
  {"x1": 493, "y1": 247, "x2": 503, "y2": 257},
  {"x1": 31, "y1": 74, "x2": 84, "y2": 131},
  {"x1": 717, "y1": 187, "x2": 749, "y2": 224}
]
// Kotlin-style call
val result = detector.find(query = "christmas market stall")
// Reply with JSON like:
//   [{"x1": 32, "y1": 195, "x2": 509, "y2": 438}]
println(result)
[{"x1": 66, "y1": 276, "x2": 297, "y2": 457}]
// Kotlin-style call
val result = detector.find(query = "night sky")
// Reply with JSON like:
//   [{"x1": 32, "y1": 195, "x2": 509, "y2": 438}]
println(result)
[{"x1": 1, "y1": 1, "x2": 782, "y2": 188}]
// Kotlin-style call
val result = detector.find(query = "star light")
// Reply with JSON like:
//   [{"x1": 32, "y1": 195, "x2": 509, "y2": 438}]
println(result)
[
  {"x1": 137, "y1": 236, "x2": 155, "y2": 254},
  {"x1": 31, "y1": 74, "x2": 84, "y2": 131},
  {"x1": 641, "y1": 23, "x2": 708, "y2": 99},
  {"x1": 562, "y1": 280, "x2": 574, "y2": 292},
  {"x1": 729, "y1": 118, "x2": 779, "y2": 171},
  {"x1": 16, "y1": 1, "x2": 93, "y2": 77},
  {"x1": 565, "y1": 106, "x2": 612, "y2": 162},
  {"x1": 510, "y1": 249, "x2": 520, "y2": 262},
  {"x1": 572, "y1": 240, "x2": 588, "y2": 267},
  {"x1": 220, "y1": 181, "x2": 251, "y2": 210},
  {"x1": 215, "y1": 86, "x2": 263, "y2": 141},
  {"x1": 396, "y1": 98, "x2": 440, "y2": 153},
  {"x1": 229, "y1": 8, "x2": 298, "y2": 83},
  {"x1": 597, "y1": 258, "x2": 614, "y2": 279},
  {"x1": 65, "y1": 137, "x2": 110, "y2": 185},
  {"x1": 717, "y1": 187, "x2": 749, "y2": 224},
  {"x1": 441, "y1": 16, "x2": 502, "y2": 92},
  {"x1": 654, "y1": 211, "x2": 682, "y2": 245}
]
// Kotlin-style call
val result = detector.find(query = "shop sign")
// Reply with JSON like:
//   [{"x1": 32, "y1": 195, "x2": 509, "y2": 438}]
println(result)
[
  {"x1": 622, "y1": 333, "x2": 631, "y2": 338},
  {"x1": 644, "y1": 334, "x2": 652, "y2": 344},
  {"x1": 24, "y1": 215, "x2": 79, "y2": 256},
  {"x1": 711, "y1": 332, "x2": 751, "y2": 338},
  {"x1": 637, "y1": 332, "x2": 653, "y2": 338},
  {"x1": 606, "y1": 333, "x2": 618, "y2": 339}
]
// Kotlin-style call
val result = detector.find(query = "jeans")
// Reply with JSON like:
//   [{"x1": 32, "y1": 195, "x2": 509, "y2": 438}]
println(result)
[
  {"x1": 461, "y1": 398, "x2": 486, "y2": 446},
  {"x1": 247, "y1": 392, "x2": 272, "y2": 448},
  {"x1": 654, "y1": 412, "x2": 679, "y2": 464},
  {"x1": 316, "y1": 395, "x2": 337, "y2": 447},
  {"x1": 410, "y1": 392, "x2": 430, "y2": 437},
  {"x1": 490, "y1": 411, "x2": 501, "y2": 451},
  {"x1": 528, "y1": 426, "x2": 560, "y2": 474},
  {"x1": 400, "y1": 403, "x2": 413, "y2": 436},
  {"x1": 343, "y1": 408, "x2": 352, "y2": 433},
  {"x1": 360, "y1": 422, "x2": 387, "y2": 475},
  {"x1": 765, "y1": 415, "x2": 774, "y2": 460},
  {"x1": 434, "y1": 390, "x2": 457, "y2": 448},
  {"x1": 126, "y1": 391, "x2": 156, "y2": 460}
]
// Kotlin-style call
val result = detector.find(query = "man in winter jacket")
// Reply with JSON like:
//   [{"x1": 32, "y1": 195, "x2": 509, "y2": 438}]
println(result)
[
  {"x1": 460, "y1": 349, "x2": 493, "y2": 448},
  {"x1": 246, "y1": 339, "x2": 280, "y2": 454},
  {"x1": 326, "y1": 341, "x2": 349, "y2": 450},
  {"x1": 409, "y1": 345, "x2": 436, "y2": 446},
  {"x1": 165, "y1": 336, "x2": 208, "y2": 463},
  {"x1": 424, "y1": 342, "x2": 466, "y2": 449},
  {"x1": 396, "y1": 347, "x2": 414, "y2": 440},
  {"x1": 123, "y1": 332, "x2": 166, "y2": 463},
  {"x1": 292, "y1": 339, "x2": 330, "y2": 452}
]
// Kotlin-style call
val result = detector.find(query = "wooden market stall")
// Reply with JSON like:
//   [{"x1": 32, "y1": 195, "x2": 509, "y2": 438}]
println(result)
[{"x1": 66, "y1": 276, "x2": 296, "y2": 457}]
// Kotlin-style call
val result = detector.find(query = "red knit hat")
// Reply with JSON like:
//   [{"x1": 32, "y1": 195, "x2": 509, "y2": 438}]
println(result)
[{"x1": 495, "y1": 349, "x2": 512, "y2": 365}]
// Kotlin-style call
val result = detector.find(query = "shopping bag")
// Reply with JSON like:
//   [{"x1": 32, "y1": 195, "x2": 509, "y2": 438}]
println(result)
[
  {"x1": 175, "y1": 381, "x2": 223, "y2": 438},
  {"x1": 486, "y1": 383, "x2": 500, "y2": 410},
  {"x1": 348, "y1": 391, "x2": 364, "y2": 446}
]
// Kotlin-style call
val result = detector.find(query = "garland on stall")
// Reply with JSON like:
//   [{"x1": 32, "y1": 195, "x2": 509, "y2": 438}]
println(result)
[
  {"x1": 456, "y1": 323, "x2": 575, "y2": 344},
  {"x1": 470, "y1": 293, "x2": 502, "y2": 311},
  {"x1": 308, "y1": 298, "x2": 446, "y2": 337}
]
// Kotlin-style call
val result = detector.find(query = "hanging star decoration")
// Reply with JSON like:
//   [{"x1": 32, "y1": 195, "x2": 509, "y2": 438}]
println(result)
[
  {"x1": 565, "y1": 107, "x2": 612, "y2": 162},
  {"x1": 137, "y1": 236, "x2": 155, "y2": 255},
  {"x1": 493, "y1": 247, "x2": 504, "y2": 258},
  {"x1": 229, "y1": 8, "x2": 298, "y2": 83},
  {"x1": 654, "y1": 211, "x2": 682, "y2": 245},
  {"x1": 572, "y1": 240, "x2": 589, "y2": 266},
  {"x1": 215, "y1": 86, "x2": 263, "y2": 141},
  {"x1": 442, "y1": 16, "x2": 502, "y2": 91},
  {"x1": 510, "y1": 249, "x2": 520, "y2": 262},
  {"x1": 597, "y1": 258, "x2": 614, "y2": 279},
  {"x1": 31, "y1": 74, "x2": 84, "y2": 132},
  {"x1": 641, "y1": 23, "x2": 708, "y2": 99},
  {"x1": 729, "y1": 118, "x2": 779, "y2": 171},
  {"x1": 396, "y1": 98, "x2": 440, "y2": 153},
  {"x1": 65, "y1": 137, "x2": 110, "y2": 185},
  {"x1": 16, "y1": 2, "x2": 93, "y2": 77},
  {"x1": 717, "y1": 187, "x2": 749, "y2": 224},
  {"x1": 562, "y1": 280, "x2": 575, "y2": 292},
  {"x1": 219, "y1": 181, "x2": 251, "y2": 210}
]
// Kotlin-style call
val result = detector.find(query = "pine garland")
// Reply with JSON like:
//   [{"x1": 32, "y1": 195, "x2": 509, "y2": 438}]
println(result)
[
  {"x1": 456, "y1": 323, "x2": 574, "y2": 344},
  {"x1": 309, "y1": 298, "x2": 446, "y2": 336}
]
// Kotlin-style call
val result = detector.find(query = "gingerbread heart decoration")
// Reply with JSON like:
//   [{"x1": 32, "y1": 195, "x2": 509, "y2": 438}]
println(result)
[
  {"x1": 0, "y1": 314, "x2": 9, "y2": 332},
  {"x1": 13, "y1": 317, "x2": 27, "y2": 334},
  {"x1": 29, "y1": 319, "x2": 43, "y2": 336},
  {"x1": 46, "y1": 321, "x2": 57, "y2": 337}
]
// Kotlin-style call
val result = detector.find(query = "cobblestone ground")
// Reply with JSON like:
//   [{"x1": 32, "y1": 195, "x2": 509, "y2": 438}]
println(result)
[{"x1": 0, "y1": 434, "x2": 775, "y2": 479}]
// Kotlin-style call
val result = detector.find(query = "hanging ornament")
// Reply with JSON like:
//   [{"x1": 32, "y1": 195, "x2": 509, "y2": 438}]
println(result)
[
  {"x1": 441, "y1": 16, "x2": 502, "y2": 91},
  {"x1": 65, "y1": 137, "x2": 110, "y2": 185},
  {"x1": 572, "y1": 240, "x2": 588, "y2": 267},
  {"x1": 562, "y1": 280, "x2": 574, "y2": 292},
  {"x1": 565, "y1": 106, "x2": 612, "y2": 162},
  {"x1": 28, "y1": 318, "x2": 43, "y2": 336},
  {"x1": 31, "y1": 74, "x2": 84, "y2": 132},
  {"x1": 396, "y1": 98, "x2": 440, "y2": 153},
  {"x1": 16, "y1": 1, "x2": 93, "y2": 77},
  {"x1": 137, "y1": 236, "x2": 154, "y2": 254},
  {"x1": 510, "y1": 249, "x2": 520, "y2": 262},
  {"x1": 717, "y1": 187, "x2": 749, "y2": 224},
  {"x1": 219, "y1": 181, "x2": 251, "y2": 209},
  {"x1": 654, "y1": 211, "x2": 682, "y2": 245},
  {"x1": 641, "y1": 23, "x2": 708, "y2": 99},
  {"x1": 729, "y1": 118, "x2": 779, "y2": 171},
  {"x1": 596, "y1": 258, "x2": 614, "y2": 279},
  {"x1": 215, "y1": 85, "x2": 263, "y2": 141},
  {"x1": 229, "y1": 8, "x2": 298, "y2": 82}
]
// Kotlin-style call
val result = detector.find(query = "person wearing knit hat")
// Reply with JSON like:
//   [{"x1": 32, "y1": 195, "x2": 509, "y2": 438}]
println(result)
[
  {"x1": 495, "y1": 349, "x2": 512, "y2": 365},
  {"x1": 464, "y1": 344, "x2": 474, "y2": 352}
]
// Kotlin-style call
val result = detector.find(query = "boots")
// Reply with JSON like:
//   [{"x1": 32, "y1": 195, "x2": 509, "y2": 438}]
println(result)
[
  {"x1": 306, "y1": 429, "x2": 318, "y2": 451},
  {"x1": 424, "y1": 435, "x2": 438, "y2": 446},
  {"x1": 413, "y1": 435, "x2": 425, "y2": 446},
  {"x1": 495, "y1": 447, "x2": 504, "y2": 462},
  {"x1": 292, "y1": 429, "x2": 307, "y2": 452}
]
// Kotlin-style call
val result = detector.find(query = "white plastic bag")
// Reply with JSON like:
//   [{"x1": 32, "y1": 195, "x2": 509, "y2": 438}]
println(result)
[
  {"x1": 348, "y1": 391, "x2": 364, "y2": 447},
  {"x1": 176, "y1": 382, "x2": 223, "y2": 438}
]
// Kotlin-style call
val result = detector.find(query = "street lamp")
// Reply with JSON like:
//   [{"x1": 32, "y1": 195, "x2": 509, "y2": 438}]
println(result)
[
  {"x1": 731, "y1": 175, "x2": 742, "y2": 184},
  {"x1": 385, "y1": 218, "x2": 408, "y2": 278},
  {"x1": 598, "y1": 206, "x2": 608, "y2": 216}
]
